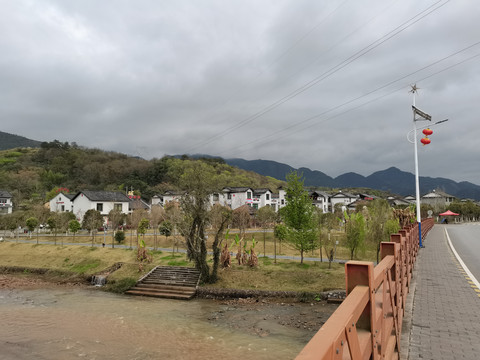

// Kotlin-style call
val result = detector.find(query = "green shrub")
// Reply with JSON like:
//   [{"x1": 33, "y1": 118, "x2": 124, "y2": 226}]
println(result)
[
  {"x1": 106, "y1": 277, "x2": 137, "y2": 293},
  {"x1": 115, "y1": 231, "x2": 125, "y2": 244}
]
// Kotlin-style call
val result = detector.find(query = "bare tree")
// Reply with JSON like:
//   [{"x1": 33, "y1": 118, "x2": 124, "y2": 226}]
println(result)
[
  {"x1": 128, "y1": 209, "x2": 148, "y2": 249},
  {"x1": 256, "y1": 205, "x2": 276, "y2": 257},
  {"x1": 232, "y1": 205, "x2": 251, "y2": 239},
  {"x1": 108, "y1": 209, "x2": 125, "y2": 248},
  {"x1": 150, "y1": 205, "x2": 166, "y2": 250}
]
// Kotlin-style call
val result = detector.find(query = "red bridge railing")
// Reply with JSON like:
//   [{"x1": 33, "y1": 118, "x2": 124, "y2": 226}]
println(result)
[{"x1": 296, "y1": 218, "x2": 434, "y2": 360}]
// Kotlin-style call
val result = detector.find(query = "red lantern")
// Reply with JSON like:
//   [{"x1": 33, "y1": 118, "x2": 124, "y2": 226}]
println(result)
[
  {"x1": 421, "y1": 137, "x2": 431, "y2": 145},
  {"x1": 423, "y1": 128, "x2": 433, "y2": 136}
]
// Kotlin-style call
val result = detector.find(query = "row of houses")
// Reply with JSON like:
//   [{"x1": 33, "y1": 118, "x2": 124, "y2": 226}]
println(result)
[{"x1": 0, "y1": 188, "x2": 462, "y2": 223}]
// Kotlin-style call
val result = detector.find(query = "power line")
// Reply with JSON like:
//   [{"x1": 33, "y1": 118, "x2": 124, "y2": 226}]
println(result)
[
  {"x1": 186, "y1": 0, "x2": 450, "y2": 153},
  {"x1": 221, "y1": 45, "x2": 480, "y2": 158}
]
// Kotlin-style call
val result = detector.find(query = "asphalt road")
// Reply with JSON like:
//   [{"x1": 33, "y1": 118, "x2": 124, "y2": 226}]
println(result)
[{"x1": 445, "y1": 223, "x2": 480, "y2": 283}]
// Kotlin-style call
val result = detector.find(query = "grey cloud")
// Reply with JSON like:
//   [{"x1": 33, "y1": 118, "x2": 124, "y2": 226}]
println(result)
[{"x1": 1, "y1": 0, "x2": 479, "y2": 186}]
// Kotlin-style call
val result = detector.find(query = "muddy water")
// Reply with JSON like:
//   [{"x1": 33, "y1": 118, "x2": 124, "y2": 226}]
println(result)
[{"x1": 0, "y1": 287, "x2": 312, "y2": 360}]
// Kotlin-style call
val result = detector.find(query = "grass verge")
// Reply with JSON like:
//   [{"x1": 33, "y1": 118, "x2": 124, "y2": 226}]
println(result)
[{"x1": 0, "y1": 242, "x2": 346, "y2": 294}]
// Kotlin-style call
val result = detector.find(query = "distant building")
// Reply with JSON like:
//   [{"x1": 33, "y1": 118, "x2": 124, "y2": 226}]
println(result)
[
  {"x1": 421, "y1": 190, "x2": 455, "y2": 212},
  {"x1": 309, "y1": 190, "x2": 330, "y2": 213},
  {"x1": 71, "y1": 190, "x2": 130, "y2": 222},
  {"x1": 49, "y1": 192, "x2": 74, "y2": 213},
  {"x1": 222, "y1": 187, "x2": 255, "y2": 209},
  {"x1": 330, "y1": 191, "x2": 358, "y2": 213},
  {"x1": 0, "y1": 190, "x2": 13, "y2": 215}
]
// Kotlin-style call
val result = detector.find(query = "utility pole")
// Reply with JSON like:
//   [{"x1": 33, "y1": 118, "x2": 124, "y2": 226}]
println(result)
[
  {"x1": 408, "y1": 85, "x2": 448, "y2": 248},
  {"x1": 410, "y1": 85, "x2": 431, "y2": 248}
]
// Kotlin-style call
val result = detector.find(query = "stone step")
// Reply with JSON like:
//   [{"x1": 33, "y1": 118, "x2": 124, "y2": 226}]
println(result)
[
  {"x1": 141, "y1": 280, "x2": 198, "y2": 287},
  {"x1": 132, "y1": 284, "x2": 196, "y2": 293},
  {"x1": 125, "y1": 289, "x2": 194, "y2": 300},
  {"x1": 126, "y1": 266, "x2": 201, "y2": 300}
]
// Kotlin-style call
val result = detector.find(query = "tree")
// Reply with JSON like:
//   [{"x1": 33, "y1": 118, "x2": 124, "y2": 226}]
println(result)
[
  {"x1": 128, "y1": 209, "x2": 147, "y2": 249},
  {"x1": 208, "y1": 204, "x2": 232, "y2": 282},
  {"x1": 57, "y1": 212, "x2": 76, "y2": 246},
  {"x1": 68, "y1": 219, "x2": 81, "y2": 241},
  {"x1": 273, "y1": 223, "x2": 287, "y2": 264},
  {"x1": 256, "y1": 205, "x2": 276, "y2": 256},
  {"x1": 47, "y1": 215, "x2": 58, "y2": 246},
  {"x1": 159, "y1": 220, "x2": 173, "y2": 252},
  {"x1": 280, "y1": 171, "x2": 318, "y2": 264},
  {"x1": 26, "y1": 217, "x2": 39, "y2": 243},
  {"x1": 108, "y1": 209, "x2": 126, "y2": 248},
  {"x1": 137, "y1": 218, "x2": 151, "y2": 263},
  {"x1": 82, "y1": 209, "x2": 104, "y2": 247},
  {"x1": 344, "y1": 211, "x2": 366, "y2": 260},
  {"x1": 164, "y1": 201, "x2": 185, "y2": 253},
  {"x1": 365, "y1": 199, "x2": 400, "y2": 263},
  {"x1": 179, "y1": 160, "x2": 220, "y2": 283},
  {"x1": 150, "y1": 205, "x2": 166, "y2": 250},
  {"x1": 2, "y1": 212, "x2": 24, "y2": 243},
  {"x1": 318, "y1": 212, "x2": 339, "y2": 268},
  {"x1": 232, "y1": 205, "x2": 251, "y2": 239}
]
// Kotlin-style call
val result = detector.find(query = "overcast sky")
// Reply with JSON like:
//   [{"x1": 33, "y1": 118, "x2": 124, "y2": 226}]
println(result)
[{"x1": 2, "y1": 0, "x2": 479, "y2": 185}]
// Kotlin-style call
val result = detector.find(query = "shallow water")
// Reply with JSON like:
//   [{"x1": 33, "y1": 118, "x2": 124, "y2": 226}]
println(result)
[{"x1": 0, "y1": 287, "x2": 308, "y2": 359}]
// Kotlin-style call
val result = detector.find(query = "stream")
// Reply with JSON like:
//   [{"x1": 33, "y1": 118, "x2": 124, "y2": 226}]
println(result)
[{"x1": 0, "y1": 286, "x2": 323, "y2": 360}]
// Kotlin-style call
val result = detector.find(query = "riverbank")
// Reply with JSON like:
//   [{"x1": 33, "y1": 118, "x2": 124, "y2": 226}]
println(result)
[
  {"x1": 0, "y1": 242, "x2": 346, "y2": 295},
  {"x1": 0, "y1": 273, "x2": 88, "y2": 289}
]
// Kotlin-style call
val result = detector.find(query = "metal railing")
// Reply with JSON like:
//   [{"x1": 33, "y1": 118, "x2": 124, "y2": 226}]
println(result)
[{"x1": 296, "y1": 218, "x2": 434, "y2": 360}]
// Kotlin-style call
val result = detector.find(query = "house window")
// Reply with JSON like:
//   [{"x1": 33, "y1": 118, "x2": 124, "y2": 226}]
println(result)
[
  {"x1": 281, "y1": 199, "x2": 285, "y2": 205},
  {"x1": 97, "y1": 203, "x2": 103, "y2": 212},
  {"x1": 213, "y1": 193, "x2": 219, "y2": 201},
  {"x1": 114, "y1": 203, "x2": 122, "y2": 211},
  {"x1": 247, "y1": 191, "x2": 252, "y2": 199},
  {"x1": 266, "y1": 193, "x2": 270, "y2": 200},
  {"x1": 227, "y1": 194, "x2": 232, "y2": 200},
  {"x1": 253, "y1": 204, "x2": 258, "y2": 209},
  {"x1": 61, "y1": 205, "x2": 65, "y2": 212}
]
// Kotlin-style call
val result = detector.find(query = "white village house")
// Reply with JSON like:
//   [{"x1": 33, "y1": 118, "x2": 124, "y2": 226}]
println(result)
[
  {"x1": 221, "y1": 187, "x2": 255, "y2": 209},
  {"x1": 49, "y1": 192, "x2": 74, "y2": 213},
  {"x1": 70, "y1": 190, "x2": 130, "y2": 222},
  {"x1": 329, "y1": 191, "x2": 358, "y2": 213},
  {"x1": 309, "y1": 190, "x2": 330, "y2": 213},
  {"x1": 0, "y1": 190, "x2": 13, "y2": 215}
]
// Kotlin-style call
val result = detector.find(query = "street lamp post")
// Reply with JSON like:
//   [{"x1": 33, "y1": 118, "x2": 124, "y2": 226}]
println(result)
[{"x1": 408, "y1": 85, "x2": 448, "y2": 247}]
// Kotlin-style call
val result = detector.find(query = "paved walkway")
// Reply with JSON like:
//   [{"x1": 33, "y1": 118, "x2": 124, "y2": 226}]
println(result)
[{"x1": 405, "y1": 225, "x2": 480, "y2": 359}]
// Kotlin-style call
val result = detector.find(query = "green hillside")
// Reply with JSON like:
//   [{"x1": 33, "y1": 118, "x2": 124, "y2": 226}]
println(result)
[{"x1": 0, "y1": 141, "x2": 284, "y2": 210}]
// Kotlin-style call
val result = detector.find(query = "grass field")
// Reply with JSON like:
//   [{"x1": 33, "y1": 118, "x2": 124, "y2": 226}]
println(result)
[{"x1": 0, "y1": 229, "x2": 379, "y2": 295}]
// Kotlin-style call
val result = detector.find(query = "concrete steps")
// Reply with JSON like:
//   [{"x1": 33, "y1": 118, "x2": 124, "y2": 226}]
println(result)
[{"x1": 125, "y1": 266, "x2": 201, "y2": 300}]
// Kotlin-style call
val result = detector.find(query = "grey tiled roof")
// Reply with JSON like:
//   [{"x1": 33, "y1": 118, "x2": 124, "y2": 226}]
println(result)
[
  {"x1": 254, "y1": 188, "x2": 272, "y2": 195},
  {"x1": 223, "y1": 187, "x2": 253, "y2": 193},
  {"x1": 0, "y1": 190, "x2": 12, "y2": 198},
  {"x1": 73, "y1": 190, "x2": 130, "y2": 202}
]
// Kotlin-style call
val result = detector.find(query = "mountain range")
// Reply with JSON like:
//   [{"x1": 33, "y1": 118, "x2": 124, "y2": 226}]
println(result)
[
  {"x1": 224, "y1": 158, "x2": 480, "y2": 201},
  {"x1": 1, "y1": 130, "x2": 479, "y2": 200}
]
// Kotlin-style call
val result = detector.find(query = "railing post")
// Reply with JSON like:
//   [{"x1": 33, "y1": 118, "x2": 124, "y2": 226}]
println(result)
[{"x1": 345, "y1": 261, "x2": 375, "y2": 357}]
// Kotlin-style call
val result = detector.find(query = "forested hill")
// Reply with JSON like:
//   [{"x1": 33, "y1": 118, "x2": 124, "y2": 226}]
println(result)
[
  {"x1": 0, "y1": 131, "x2": 41, "y2": 150},
  {"x1": 0, "y1": 142, "x2": 284, "y2": 209}
]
